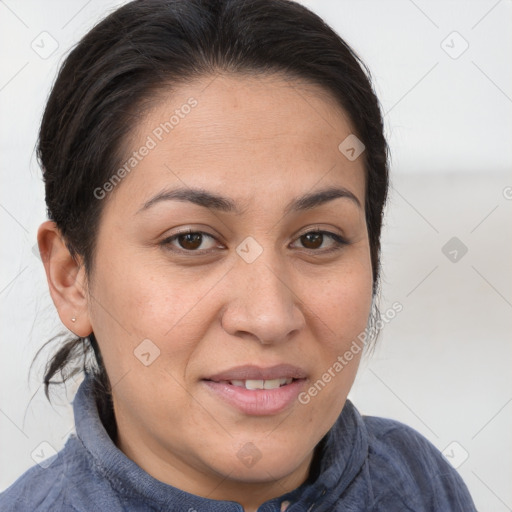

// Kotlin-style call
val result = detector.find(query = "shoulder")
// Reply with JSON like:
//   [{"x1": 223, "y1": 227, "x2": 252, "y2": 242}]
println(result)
[
  {"x1": 361, "y1": 414, "x2": 477, "y2": 511},
  {"x1": 0, "y1": 435, "x2": 81, "y2": 512}
]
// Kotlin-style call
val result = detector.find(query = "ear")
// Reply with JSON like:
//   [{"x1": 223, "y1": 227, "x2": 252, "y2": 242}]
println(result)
[{"x1": 37, "y1": 220, "x2": 93, "y2": 337}]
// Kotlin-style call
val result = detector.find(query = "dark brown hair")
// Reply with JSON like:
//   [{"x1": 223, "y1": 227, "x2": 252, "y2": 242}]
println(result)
[{"x1": 37, "y1": 0, "x2": 389, "y2": 438}]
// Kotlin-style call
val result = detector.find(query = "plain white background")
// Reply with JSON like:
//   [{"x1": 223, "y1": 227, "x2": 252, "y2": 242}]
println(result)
[{"x1": 1, "y1": 0, "x2": 511, "y2": 509}]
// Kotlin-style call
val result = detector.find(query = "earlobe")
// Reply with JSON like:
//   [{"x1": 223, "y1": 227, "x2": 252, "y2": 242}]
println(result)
[{"x1": 37, "y1": 220, "x2": 93, "y2": 337}]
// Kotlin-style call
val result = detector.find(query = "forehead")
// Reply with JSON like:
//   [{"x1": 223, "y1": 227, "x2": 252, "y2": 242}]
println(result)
[{"x1": 105, "y1": 72, "x2": 365, "y2": 215}]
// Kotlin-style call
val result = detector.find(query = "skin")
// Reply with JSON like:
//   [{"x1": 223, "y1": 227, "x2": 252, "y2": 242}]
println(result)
[{"x1": 38, "y1": 72, "x2": 373, "y2": 511}]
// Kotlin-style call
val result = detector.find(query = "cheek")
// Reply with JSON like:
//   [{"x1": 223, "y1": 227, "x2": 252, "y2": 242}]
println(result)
[
  {"x1": 290, "y1": 278, "x2": 371, "y2": 448},
  {"x1": 91, "y1": 250, "x2": 183, "y2": 332},
  {"x1": 88, "y1": 256, "x2": 218, "y2": 374},
  {"x1": 310, "y1": 258, "x2": 373, "y2": 344},
  {"x1": 302, "y1": 251, "x2": 372, "y2": 393}
]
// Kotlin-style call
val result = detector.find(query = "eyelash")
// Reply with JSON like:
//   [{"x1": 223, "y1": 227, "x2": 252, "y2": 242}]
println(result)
[{"x1": 159, "y1": 228, "x2": 348, "y2": 255}]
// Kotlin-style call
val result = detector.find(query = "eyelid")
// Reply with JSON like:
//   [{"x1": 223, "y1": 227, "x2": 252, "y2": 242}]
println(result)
[{"x1": 294, "y1": 224, "x2": 344, "y2": 240}]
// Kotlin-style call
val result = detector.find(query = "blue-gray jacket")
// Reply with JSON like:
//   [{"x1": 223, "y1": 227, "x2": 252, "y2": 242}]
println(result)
[{"x1": 0, "y1": 374, "x2": 477, "y2": 511}]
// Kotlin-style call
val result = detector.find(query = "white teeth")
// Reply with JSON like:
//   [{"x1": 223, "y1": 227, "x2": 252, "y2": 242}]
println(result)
[
  {"x1": 229, "y1": 378, "x2": 293, "y2": 390},
  {"x1": 263, "y1": 378, "x2": 282, "y2": 390},
  {"x1": 245, "y1": 379, "x2": 264, "y2": 390}
]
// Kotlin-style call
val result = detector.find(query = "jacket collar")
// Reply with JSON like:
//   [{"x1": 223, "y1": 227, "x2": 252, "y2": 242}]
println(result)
[{"x1": 73, "y1": 372, "x2": 369, "y2": 510}]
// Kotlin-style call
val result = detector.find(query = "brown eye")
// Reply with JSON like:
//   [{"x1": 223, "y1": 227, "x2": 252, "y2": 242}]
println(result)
[
  {"x1": 177, "y1": 232, "x2": 203, "y2": 250},
  {"x1": 300, "y1": 232, "x2": 324, "y2": 249},
  {"x1": 292, "y1": 230, "x2": 347, "y2": 252},
  {"x1": 161, "y1": 230, "x2": 219, "y2": 253}
]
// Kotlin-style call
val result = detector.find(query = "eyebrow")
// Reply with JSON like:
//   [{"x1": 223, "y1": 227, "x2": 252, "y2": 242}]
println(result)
[{"x1": 137, "y1": 185, "x2": 361, "y2": 216}]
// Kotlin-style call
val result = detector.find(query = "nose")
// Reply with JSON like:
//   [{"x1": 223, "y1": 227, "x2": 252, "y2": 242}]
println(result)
[{"x1": 221, "y1": 255, "x2": 306, "y2": 345}]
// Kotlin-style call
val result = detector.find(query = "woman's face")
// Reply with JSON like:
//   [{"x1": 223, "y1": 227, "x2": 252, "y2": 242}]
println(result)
[{"x1": 86, "y1": 73, "x2": 373, "y2": 501}]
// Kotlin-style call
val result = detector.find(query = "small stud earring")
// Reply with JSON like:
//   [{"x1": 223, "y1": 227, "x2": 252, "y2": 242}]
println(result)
[{"x1": 71, "y1": 317, "x2": 76, "y2": 323}]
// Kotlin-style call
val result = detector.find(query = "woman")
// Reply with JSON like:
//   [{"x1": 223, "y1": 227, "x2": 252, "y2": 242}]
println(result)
[{"x1": 0, "y1": 0, "x2": 477, "y2": 510}]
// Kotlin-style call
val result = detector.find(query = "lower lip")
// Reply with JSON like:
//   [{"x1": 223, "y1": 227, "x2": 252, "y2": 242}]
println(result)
[{"x1": 203, "y1": 379, "x2": 306, "y2": 416}]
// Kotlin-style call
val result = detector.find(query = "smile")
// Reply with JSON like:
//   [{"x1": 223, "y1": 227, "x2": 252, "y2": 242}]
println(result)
[{"x1": 202, "y1": 365, "x2": 308, "y2": 415}]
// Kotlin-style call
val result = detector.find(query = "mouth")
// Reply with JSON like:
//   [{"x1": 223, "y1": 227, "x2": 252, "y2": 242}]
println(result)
[{"x1": 202, "y1": 364, "x2": 308, "y2": 416}]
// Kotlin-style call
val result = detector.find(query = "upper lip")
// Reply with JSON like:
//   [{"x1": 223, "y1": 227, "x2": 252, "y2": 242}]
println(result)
[{"x1": 204, "y1": 364, "x2": 308, "y2": 382}]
